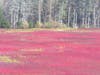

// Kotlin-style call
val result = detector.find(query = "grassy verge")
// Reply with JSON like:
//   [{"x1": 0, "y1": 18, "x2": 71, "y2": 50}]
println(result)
[{"x1": 0, "y1": 28, "x2": 100, "y2": 33}]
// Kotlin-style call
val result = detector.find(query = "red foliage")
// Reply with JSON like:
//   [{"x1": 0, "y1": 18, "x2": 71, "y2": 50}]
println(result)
[{"x1": 0, "y1": 30, "x2": 100, "y2": 75}]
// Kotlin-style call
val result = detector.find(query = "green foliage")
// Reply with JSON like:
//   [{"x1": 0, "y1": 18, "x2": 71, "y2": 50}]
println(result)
[
  {"x1": 17, "y1": 20, "x2": 29, "y2": 29},
  {"x1": 0, "y1": 7, "x2": 10, "y2": 28},
  {"x1": 35, "y1": 21, "x2": 43, "y2": 28},
  {"x1": 17, "y1": 21, "x2": 23, "y2": 29},
  {"x1": 44, "y1": 21, "x2": 67, "y2": 28},
  {"x1": 4, "y1": 0, "x2": 100, "y2": 29},
  {"x1": 44, "y1": 22, "x2": 53, "y2": 28},
  {"x1": 28, "y1": 21, "x2": 35, "y2": 28},
  {"x1": 22, "y1": 20, "x2": 29, "y2": 29},
  {"x1": 0, "y1": 19, "x2": 10, "y2": 28}
]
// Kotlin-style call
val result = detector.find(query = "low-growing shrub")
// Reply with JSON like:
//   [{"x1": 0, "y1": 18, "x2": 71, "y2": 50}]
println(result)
[
  {"x1": 0, "y1": 7, "x2": 10, "y2": 28},
  {"x1": 28, "y1": 21, "x2": 34, "y2": 28},
  {"x1": 17, "y1": 21, "x2": 23, "y2": 29},
  {"x1": 44, "y1": 20, "x2": 67, "y2": 28},
  {"x1": 22, "y1": 20, "x2": 29, "y2": 29},
  {"x1": 17, "y1": 20, "x2": 29, "y2": 29},
  {"x1": 35, "y1": 21, "x2": 43, "y2": 28}
]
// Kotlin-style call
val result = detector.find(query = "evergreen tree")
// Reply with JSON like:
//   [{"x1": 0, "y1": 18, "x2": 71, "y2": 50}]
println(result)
[{"x1": 0, "y1": 7, "x2": 10, "y2": 28}]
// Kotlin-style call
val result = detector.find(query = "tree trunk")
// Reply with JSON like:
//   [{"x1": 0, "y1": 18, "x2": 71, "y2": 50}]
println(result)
[
  {"x1": 93, "y1": 7, "x2": 96, "y2": 28},
  {"x1": 38, "y1": 0, "x2": 42, "y2": 24},
  {"x1": 68, "y1": 7, "x2": 71, "y2": 27},
  {"x1": 49, "y1": 0, "x2": 52, "y2": 22}
]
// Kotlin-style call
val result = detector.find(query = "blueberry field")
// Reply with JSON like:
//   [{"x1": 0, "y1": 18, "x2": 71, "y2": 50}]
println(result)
[{"x1": 0, "y1": 29, "x2": 100, "y2": 75}]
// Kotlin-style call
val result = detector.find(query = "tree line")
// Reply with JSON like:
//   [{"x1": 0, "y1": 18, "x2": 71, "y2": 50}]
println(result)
[{"x1": 0, "y1": 0, "x2": 100, "y2": 28}]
